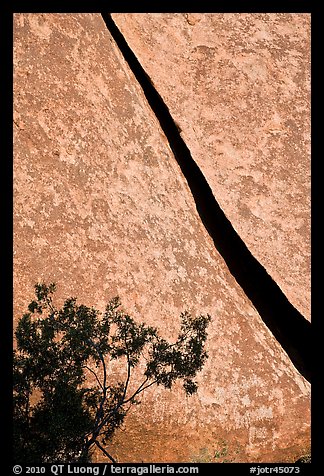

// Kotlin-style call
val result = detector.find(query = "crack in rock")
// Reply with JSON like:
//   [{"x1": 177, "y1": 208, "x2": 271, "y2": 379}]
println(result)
[{"x1": 101, "y1": 13, "x2": 311, "y2": 383}]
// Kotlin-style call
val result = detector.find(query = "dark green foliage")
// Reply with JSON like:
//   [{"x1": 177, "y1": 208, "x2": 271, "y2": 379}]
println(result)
[{"x1": 13, "y1": 283, "x2": 211, "y2": 463}]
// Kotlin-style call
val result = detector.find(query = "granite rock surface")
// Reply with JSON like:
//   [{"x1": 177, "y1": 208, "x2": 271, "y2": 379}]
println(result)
[
  {"x1": 112, "y1": 13, "x2": 311, "y2": 321},
  {"x1": 14, "y1": 13, "x2": 310, "y2": 463}
]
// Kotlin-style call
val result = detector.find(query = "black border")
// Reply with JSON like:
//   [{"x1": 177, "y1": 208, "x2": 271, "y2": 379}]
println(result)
[
  {"x1": 0, "y1": 4, "x2": 14, "y2": 468},
  {"x1": 1, "y1": 1, "x2": 318, "y2": 14},
  {"x1": 310, "y1": 3, "x2": 321, "y2": 470}
]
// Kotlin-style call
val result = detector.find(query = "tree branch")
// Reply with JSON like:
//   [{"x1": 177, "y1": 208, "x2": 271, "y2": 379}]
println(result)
[
  {"x1": 91, "y1": 376, "x2": 154, "y2": 438},
  {"x1": 87, "y1": 340, "x2": 107, "y2": 421},
  {"x1": 95, "y1": 440, "x2": 117, "y2": 463},
  {"x1": 82, "y1": 339, "x2": 108, "y2": 455},
  {"x1": 91, "y1": 354, "x2": 135, "y2": 437},
  {"x1": 167, "y1": 326, "x2": 192, "y2": 349},
  {"x1": 84, "y1": 326, "x2": 190, "y2": 456},
  {"x1": 122, "y1": 377, "x2": 158, "y2": 405},
  {"x1": 121, "y1": 336, "x2": 131, "y2": 403},
  {"x1": 83, "y1": 365, "x2": 104, "y2": 391},
  {"x1": 46, "y1": 294, "x2": 57, "y2": 316}
]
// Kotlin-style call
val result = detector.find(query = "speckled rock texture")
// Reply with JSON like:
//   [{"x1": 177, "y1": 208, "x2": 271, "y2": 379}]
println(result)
[
  {"x1": 14, "y1": 14, "x2": 310, "y2": 463},
  {"x1": 112, "y1": 13, "x2": 311, "y2": 322}
]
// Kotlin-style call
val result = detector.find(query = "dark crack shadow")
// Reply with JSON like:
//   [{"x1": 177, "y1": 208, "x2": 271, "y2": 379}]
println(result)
[{"x1": 102, "y1": 13, "x2": 311, "y2": 383}]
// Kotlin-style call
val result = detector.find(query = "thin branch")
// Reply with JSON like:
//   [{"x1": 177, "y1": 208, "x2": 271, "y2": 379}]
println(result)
[
  {"x1": 46, "y1": 295, "x2": 57, "y2": 316},
  {"x1": 167, "y1": 327, "x2": 192, "y2": 349},
  {"x1": 87, "y1": 365, "x2": 158, "y2": 442},
  {"x1": 90, "y1": 379, "x2": 159, "y2": 438},
  {"x1": 83, "y1": 365, "x2": 104, "y2": 391},
  {"x1": 122, "y1": 377, "x2": 158, "y2": 405},
  {"x1": 87, "y1": 340, "x2": 107, "y2": 419},
  {"x1": 82, "y1": 339, "x2": 108, "y2": 454},
  {"x1": 121, "y1": 336, "x2": 131, "y2": 403},
  {"x1": 91, "y1": 358, "x2": 137, "y2": 436},
  {"x1": 95, "y1": 440, "x2": 117, "y2": 463},
  {"x1": 84, "y1": 335, "x2": 164, "y2": 448},
  {"x1": 121, "y1": 376, "x2": 149, "y2": 405}
]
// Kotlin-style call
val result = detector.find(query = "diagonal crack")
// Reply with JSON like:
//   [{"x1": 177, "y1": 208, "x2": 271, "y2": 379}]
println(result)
[{"x1": 101, "y1": 13, "x2": 311, "y2": 383}]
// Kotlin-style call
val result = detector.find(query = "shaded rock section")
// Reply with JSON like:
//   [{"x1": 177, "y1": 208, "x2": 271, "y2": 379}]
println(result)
[
  {"x1": 111, "y1": 13, "x2": 311, "y2": 321},
  {"x1": 14, "y1": 14, "x2": 310, "y2": 463}
]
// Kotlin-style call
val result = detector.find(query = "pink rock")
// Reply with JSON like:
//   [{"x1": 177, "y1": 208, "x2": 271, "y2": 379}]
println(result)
[
  {"x1": 13, "y1": 13, "x2": 310, "y2": 463},
  {"x1": 112, "y1": 13, "x2": 311, "y2": 322}
]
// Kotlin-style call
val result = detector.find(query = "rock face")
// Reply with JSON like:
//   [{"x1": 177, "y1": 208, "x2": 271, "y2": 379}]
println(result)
[
  {"x1": 112, "y1": 13, "x2": 311, "y2": 321},
  {"x1": 14, "y1": 14, "x2": 310, "y2": 463}
]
